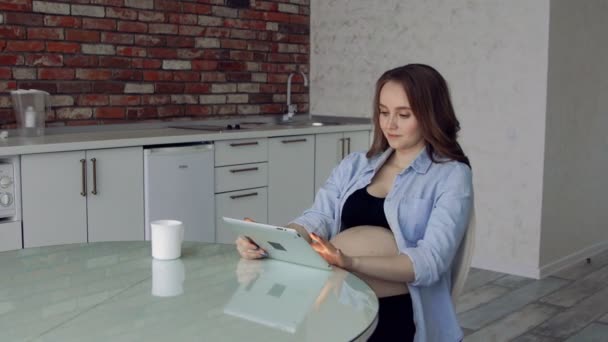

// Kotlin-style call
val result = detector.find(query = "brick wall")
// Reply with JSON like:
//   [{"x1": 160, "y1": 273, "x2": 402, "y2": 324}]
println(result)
[{"x1": 0, "y1": 0, "x2": 309, "y2": 127}]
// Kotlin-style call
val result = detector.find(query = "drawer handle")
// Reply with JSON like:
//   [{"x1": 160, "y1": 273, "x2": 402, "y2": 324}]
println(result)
[
  {"x1": 229, "y1": 167, "x2": 259, "y2": 173},
  {"x1": 281, "y1": 138, "x2": 307, "y2": 144},
  {"x1": 230, "y1": 141, "x2": 259, "y2": 147},
  {"x1": 230, "y1": 192, "x2": 258, "y2": 200}
]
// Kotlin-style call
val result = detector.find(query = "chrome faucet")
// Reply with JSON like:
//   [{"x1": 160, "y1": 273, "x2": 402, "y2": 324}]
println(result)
[{"x1": 283, "y1": 71, "x2": 308, "y2": 122}]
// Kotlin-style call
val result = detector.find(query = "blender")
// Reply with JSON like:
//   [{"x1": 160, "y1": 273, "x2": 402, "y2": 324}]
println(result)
[{"x1": 10, "y1": 89, "x2": 50, "y2": 137}]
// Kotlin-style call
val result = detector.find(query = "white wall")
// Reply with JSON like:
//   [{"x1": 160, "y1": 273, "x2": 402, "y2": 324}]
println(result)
[
  {"x1": 539, "y1": 0, "x2": 608, "y2": 275},
  {"x1": 311, "y1": 0, "x2": 551, "y2": 277}
]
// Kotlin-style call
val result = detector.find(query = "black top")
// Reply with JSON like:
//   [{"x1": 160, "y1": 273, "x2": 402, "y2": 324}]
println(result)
[{"x1": 340, "y1": 187, "x2": 390, "y2": 231}]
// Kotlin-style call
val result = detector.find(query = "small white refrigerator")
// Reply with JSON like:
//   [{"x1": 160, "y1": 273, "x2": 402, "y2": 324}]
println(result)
[{"x1": 144, "y1": 143, "x2": 215, "y2": 242}]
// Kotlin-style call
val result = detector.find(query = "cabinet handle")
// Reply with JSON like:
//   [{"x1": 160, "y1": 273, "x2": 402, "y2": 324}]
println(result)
[
  {"x1": 229, "y1": 167, "x2": 259, "y2": 173},
  {"x1": 91, "y1": 158, "x2": 97, "y2": 195},
  {"x1": 281, "y1": 138, "x2": 307, "y2": 144},
  {"x1": 346, "y1": 137, "x2": 351, "y2": 155},
  {"x1": 339, "y1": 138, "x2": 345, "y2": 159},
  {"x1": 230, "y1": 141, "x2": 259, "y2": 147},
  {"x1": 80, "y1": 159, "x2": 86, "y2": 197},
  {"x1": 230, "y1": 192, "x2": 258, "y2": 200}
]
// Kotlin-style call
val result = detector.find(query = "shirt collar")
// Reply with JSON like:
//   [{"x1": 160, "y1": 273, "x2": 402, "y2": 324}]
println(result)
[{"x1": 367, "y1": 147, "x2": 433, "y2": 175}]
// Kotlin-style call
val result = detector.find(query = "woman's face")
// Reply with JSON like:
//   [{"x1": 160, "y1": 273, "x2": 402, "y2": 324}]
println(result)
[{"x1": 378, "y1": 81, "x2": 425, "y2": 152}]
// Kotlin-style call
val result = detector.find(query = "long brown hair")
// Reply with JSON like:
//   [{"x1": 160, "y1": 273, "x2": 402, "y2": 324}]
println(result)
[{"x1": 366, "y1": 64, "x2": 471, "y2": 168}]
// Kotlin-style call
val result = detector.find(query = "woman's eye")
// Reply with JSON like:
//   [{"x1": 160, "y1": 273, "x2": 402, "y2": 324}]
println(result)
[
  {"x1": 379, "y1": 111, "x2": 389, "y2": 116},
  {"x1": 399, "y1": 113, "x2": 411, "y2": 118}
]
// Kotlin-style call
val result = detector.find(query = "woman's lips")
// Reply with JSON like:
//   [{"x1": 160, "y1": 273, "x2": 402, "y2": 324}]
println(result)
[{"x1": 386, "y1": 134, "x2": 400, "y2": 139}]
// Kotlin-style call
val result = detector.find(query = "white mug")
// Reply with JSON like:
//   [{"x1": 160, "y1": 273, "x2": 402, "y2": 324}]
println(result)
[
  {"x1": 151, "y1": 220, "x2": 184, "y2": 260},
  {"x1": 151, "y1": 259, "x2": 185, "y2": 297}
]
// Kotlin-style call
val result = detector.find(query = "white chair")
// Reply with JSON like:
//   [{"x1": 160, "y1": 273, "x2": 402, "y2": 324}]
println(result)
[{"x1": 451, "y1": 205, "x2": 476, "y2": 302}]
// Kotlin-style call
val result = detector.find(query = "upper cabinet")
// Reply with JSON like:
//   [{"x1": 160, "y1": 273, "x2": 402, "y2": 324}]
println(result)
[
  {"x1": 268, "y1": 135, "x2": 315, "y2": 226},
  {"x1": 21, "y1": 147, "x2": 144, "y2": 248},
  {"x1": 314, "y1": 131, "x2": 371, "y2": 193}
]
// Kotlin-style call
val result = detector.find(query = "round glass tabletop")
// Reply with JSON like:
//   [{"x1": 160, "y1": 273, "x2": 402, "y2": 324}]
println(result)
[{"x1": 0, "y1": 241, "x2": 378, "y2": 341}]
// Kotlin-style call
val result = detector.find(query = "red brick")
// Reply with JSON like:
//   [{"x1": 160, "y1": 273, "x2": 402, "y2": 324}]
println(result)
[
  {"x1": 224, "y1": 19, "x2": 266, "y2": 30},
  {"x1": 44, "y1": 15, "x2": 82, "y2": 28},
  {"x1": 95, "y1": 107, "x2": 125, "y2": 119},
  {"x1": 28, "y1": 27, "x2": 64, "y2": 40},
  {"x1": 268, "y1": 73, "x2": 288, "y2": 83},
  {"x1": 218, "y1": 61, "x2": 246, "y2": 72},
  {"x1": 220, "y1": 39, "x2": 247, "y2": 50},
  {"x1": 204, "y1": 27, "x2": 231, "y2": 38},
  {"x1": 168, "y1": 13, "x2": 196, "y2": 25},
  {"x1": 148, "y1": 48, "x2": 177, "y2": 59},
  {"x1": 110, "y1": 95, "x2": 140, "y2": 106},
  {"x1": 138, "y1": 10, "x2": 165, "y2": 22},
  {"x1": 101, "y1": 32, "x2": 134, "y2": 45},
  {"x1": 265, "y1": 12, "x2": 290, "y2": 23},
  {"x1": 149, "y1": 23, "x2": 178, "y2": 35},
  {"x1": 226, "y1": 72, "x2": 251, "y2": 82},
  {"x1": 112, "y1": 70, "x2": 142, "y2": 81},
  {"x1": 158, "y1": 105, "x2": 183, "y2": 117},
  {"x1": 0, "y1": 0, "x2": 31, "y2": 11},
  {"x1": 155, "y1": 0, "x2": 182, "y2": 12},
  {"x1": 260, "y1": 84, "x2": 277, "y2": 93},
  {"x1": 17, "y1": 81, "x2": 56, "y2": 93},
  {"x1": 66, "y1": 29, "x2": 100, "y2": 42},
  {"x1": 39, "y1": 68, "x2": 75, "y2": 80},
  {"x1": 76, "y1": 69, "x2": 113, "y2": 80},
  {"x1": 57, "y1": 82, "x2": 91, "y2": 94},
  {"x1": 141, "y1": 95, "x2": 170, "y2": 105},
  {"x1": 0, "y1": 55, "x2": 24, "y2": 66},
  {"x1": 268, "y1": 54, "x2": 291, "y2": 63},
  {"x1": 106, "y1": 7, "x2": 138, "y2": 20},
  {"x1": 184, "y1": 83, "x2": 211, "y2": 93},
  {"x1": 166, "y1": 36, "x2": 195, "y2": 48},
  {"x1": 117, "y1": 21, "x2": 147, "y2": 33},
  {"x1": 0, "y1": 26, "x2": 26, "y2": 39},
  {"x1": 5, "y1": 12, "x2": 44, "y2": 25},
  {"x1": 185, "y1": 105, "x2": 211, "y2": 116},
  {"x1": 143, "y1": 71, "x2": 173, "y2": 81},
  {"x1": 261, "y1": 104, "x2": 282, "y2": 114},
  {"x1": 0, "y1": 41, "x2": 5, "y2": 51},
  {"x1": 182, "y1": 3, "x2": 211, "y2": 14},
  {"x1": 249, "y1": 93, "x2": 273, "y2": 103},
  {"x1": 239, "y1": 9, "x2": 265, "y2": 20},
  {"x1": 134, "y1": 34, "x2": 165, "y2": 46},
  {"x1": 172, "y1": 71, "x2": 200, "y2": 82},
  {"x1": 288, "y1": 34, "x2": 308, "y2": 44},
  {"x1": 176, "y1": 49, "x2": 205, "y2": 59},
  {"x1": 289, "y1": 14, "x2": 309, "y2": 25},
  {"x1": 117, "y1": 46, "x2": 147, "y2": 57},
  {"x1": 83, "y1": 18, "x2": 117, "y2": 31},
  {"x1": 155, "y1": 83, "x2": 184, "y2": 93},
  {"x1": 92, "y1": 82, "x2": 124, "y2": 93},
  {"x1": 47, "y1": 42, "x2": 80, "y2": 53},
  {"x1": 200, "y1": 72, "x2": 225, "y2": 82},
  {"x1": 64, "y1": 56, "x2": 98, "y2": 67},
  {"x1": 293, "y1": 54, "x2": 308, "y2": 63},
  {"x1": 0, "y1": 68, "x2": 11, "y2": 79},
  {"x1": 178, "y1": 25, "x2": 205, "y2": 36},
  {"x1": 248, "y1": 41, "x2": 271, "y2": 51},
  {"x1": 132, "y1": 58, "x2": 162, "y2": 69},
  {"x1": 78, "y1": 95, "x2": 109, "y2": 106},
  {"x1": 192, "y1": 60, "x2": 218, "y2": 71},
  {"x1": 6, "y1": 41, "x2": 45, "y2": 52},
  {"x1": 254, "y1": 1, "x2": 277, "y2": 11},
  {"x1": 230, "y1": 51, "x2": 254, "y2": 61},
  {"x1": 92, "y1": 0, "x2": 123, "y2": 6},
  {"x1": 99, "y1": 56, "x2": 131, "y2": 68}
]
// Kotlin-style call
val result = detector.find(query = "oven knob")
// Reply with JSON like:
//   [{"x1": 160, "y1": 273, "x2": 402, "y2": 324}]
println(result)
[
  {"x1": 0, "y1": 192, "x2": 12, "y2": 207},
  {"x1": 0, "y1": 176, "x2": 12, "y2": 188}
]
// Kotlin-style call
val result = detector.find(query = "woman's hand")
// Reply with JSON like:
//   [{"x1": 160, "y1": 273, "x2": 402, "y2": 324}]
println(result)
[
  {"x1": 310, "y1": 232, "x2": 354, "y2": 269},
  {"x1": 235, "y1": 235, "x2": 267, "y2": 259}
]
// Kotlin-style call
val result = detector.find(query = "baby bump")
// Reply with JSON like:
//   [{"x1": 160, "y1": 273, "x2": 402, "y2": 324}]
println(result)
[{"x1": 331, "y1": 225, "x2": 408, "y2": 297}]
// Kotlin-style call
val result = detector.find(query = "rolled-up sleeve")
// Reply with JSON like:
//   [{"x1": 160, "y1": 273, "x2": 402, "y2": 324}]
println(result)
[{"x1": 402, "y1": 164, "x2": 473, "y2": 287}]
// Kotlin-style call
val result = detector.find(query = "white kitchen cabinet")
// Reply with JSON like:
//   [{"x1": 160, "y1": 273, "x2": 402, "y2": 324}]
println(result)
[
  {"x1": 314, "y1": 130, "x2": 371, "y2": 192},
  {"x1": 215, "y1": 187, "x2": 268, "y2": 244},
  {"x1": 21, "y1": 147, "x2": 144, "y2": 248},
  {"x1": 268, "y1": 135, "x2": 315, "y2": 226}
]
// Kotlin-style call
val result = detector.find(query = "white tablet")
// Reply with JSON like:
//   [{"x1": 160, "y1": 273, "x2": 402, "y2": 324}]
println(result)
[{"x1": 222, "y1": 217, "x2": 332, "y2": 270}]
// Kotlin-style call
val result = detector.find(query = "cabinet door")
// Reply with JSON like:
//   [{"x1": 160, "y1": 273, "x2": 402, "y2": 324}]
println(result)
[
  {"x1": 314, "y1": 132, "x2": 344, "y2": 193},
  {"x1": 215, "y1": 187, "x2": 268, "y2": 244},
  {"x1": 22, "y1": 151, "x2": 87, "y2": 248},
  {"x1": 345, "y1": 130, "x2": 371, "y2": 155},
  {"x1": 268, "y1": 135, "x2": 315, "y2": 225},
  {"x1": 87, "y1": 147, "x2": 144, "y2": 242}
]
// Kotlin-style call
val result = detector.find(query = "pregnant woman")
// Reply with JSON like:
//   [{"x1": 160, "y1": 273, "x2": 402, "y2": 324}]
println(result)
[{"x1": 236, "y1": 64, "x2": 473, "y2": 342}]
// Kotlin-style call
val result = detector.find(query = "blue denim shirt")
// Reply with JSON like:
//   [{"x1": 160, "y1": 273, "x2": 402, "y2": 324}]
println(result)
[{"x1": 291, "y1": 148, "x2": 473, "y2": 342}]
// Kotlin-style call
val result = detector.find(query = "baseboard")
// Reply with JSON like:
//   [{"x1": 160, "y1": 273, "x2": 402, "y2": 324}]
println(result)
[
  {"x1": 471, "y1": 256, "x2": 541, "y2": 279},
  {"x1": 538, "y1": 241, "x2": 608, "y2": 278}
]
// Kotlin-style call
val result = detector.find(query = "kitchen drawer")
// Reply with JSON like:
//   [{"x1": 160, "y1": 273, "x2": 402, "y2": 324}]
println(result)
[
  {"x1": 215, "y1": 162, "x2": 268, "y2": 193},
  {"x1": 215, "y1": 187, "x2": 268, "y2": 244},
  {"x1": 215, "y1": 138, "x2": 268, "y2": 166}
]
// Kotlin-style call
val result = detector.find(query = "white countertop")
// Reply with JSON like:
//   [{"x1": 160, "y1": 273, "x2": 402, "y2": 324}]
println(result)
[{"x1": 0, "y1": 115, "x2": 372, "y2": 156}]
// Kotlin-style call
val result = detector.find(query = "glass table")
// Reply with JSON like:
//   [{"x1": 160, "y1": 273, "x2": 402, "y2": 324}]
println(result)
[{"x1": 0, "y1": 242, "x2": 378, "y2": 341}]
